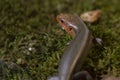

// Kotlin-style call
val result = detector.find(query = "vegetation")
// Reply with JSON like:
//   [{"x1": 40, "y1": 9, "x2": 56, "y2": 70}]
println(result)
[{"x1": 0, "y1": 0, "x2": 120, "y2": 80}]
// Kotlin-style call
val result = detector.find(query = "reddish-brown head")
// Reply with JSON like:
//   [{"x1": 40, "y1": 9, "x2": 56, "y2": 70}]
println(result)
[{"x1": 56, "y1": 14, "x2": 76, "y2": 37}]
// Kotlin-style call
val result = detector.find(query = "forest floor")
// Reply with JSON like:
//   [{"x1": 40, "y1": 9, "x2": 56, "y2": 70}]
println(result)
[{"x1": 0, "y1": 0, "x2": 120, "y2": 80}]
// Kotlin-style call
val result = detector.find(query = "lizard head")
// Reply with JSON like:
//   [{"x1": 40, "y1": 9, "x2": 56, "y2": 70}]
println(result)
[{"x1": 56, "y1": 14, "x2": 80, "y2": 37}]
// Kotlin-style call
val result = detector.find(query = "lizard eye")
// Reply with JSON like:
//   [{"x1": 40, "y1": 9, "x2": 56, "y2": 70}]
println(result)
[{"x1": 60, "y1": 19, "x2": 64, "y2": 23}]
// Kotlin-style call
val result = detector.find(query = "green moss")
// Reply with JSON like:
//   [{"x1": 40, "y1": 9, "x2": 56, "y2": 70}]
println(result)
[{"x1": 0, "y1": 0, "x2": 120, "y2": 80}]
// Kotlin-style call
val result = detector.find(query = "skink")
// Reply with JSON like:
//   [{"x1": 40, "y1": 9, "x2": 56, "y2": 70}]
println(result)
[
  {"x1": 57, "y1": 14, "x2": 93, "y2": 80},
  {"x1": 48, "y1": 14, "x2": 94, "y2": 80}
]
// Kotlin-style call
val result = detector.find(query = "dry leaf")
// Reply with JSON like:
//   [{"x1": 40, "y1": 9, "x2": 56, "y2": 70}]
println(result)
[{"x1": 80, "y1": 10, "x2": 102, "y2": 23}]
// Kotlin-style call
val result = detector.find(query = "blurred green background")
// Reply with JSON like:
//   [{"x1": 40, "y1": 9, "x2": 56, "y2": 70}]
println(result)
[{"x1": 0, "y1": 0, "x2": 120, "y2": 80}]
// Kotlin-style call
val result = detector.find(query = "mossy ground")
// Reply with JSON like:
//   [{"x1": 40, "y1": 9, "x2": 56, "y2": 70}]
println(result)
[{"x1": 0, "y1": 0, "x2": 120, "y2": 80}]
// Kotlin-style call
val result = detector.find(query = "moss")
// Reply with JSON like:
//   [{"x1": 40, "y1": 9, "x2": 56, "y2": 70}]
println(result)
[{"x1": 0, "y1": 0, "x2": 120, "y2": 80}]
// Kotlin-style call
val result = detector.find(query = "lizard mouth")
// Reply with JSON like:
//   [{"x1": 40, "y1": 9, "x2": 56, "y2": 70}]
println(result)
[{"x1": 61, "y1": 24, "x2": 75, "y2": 37}]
